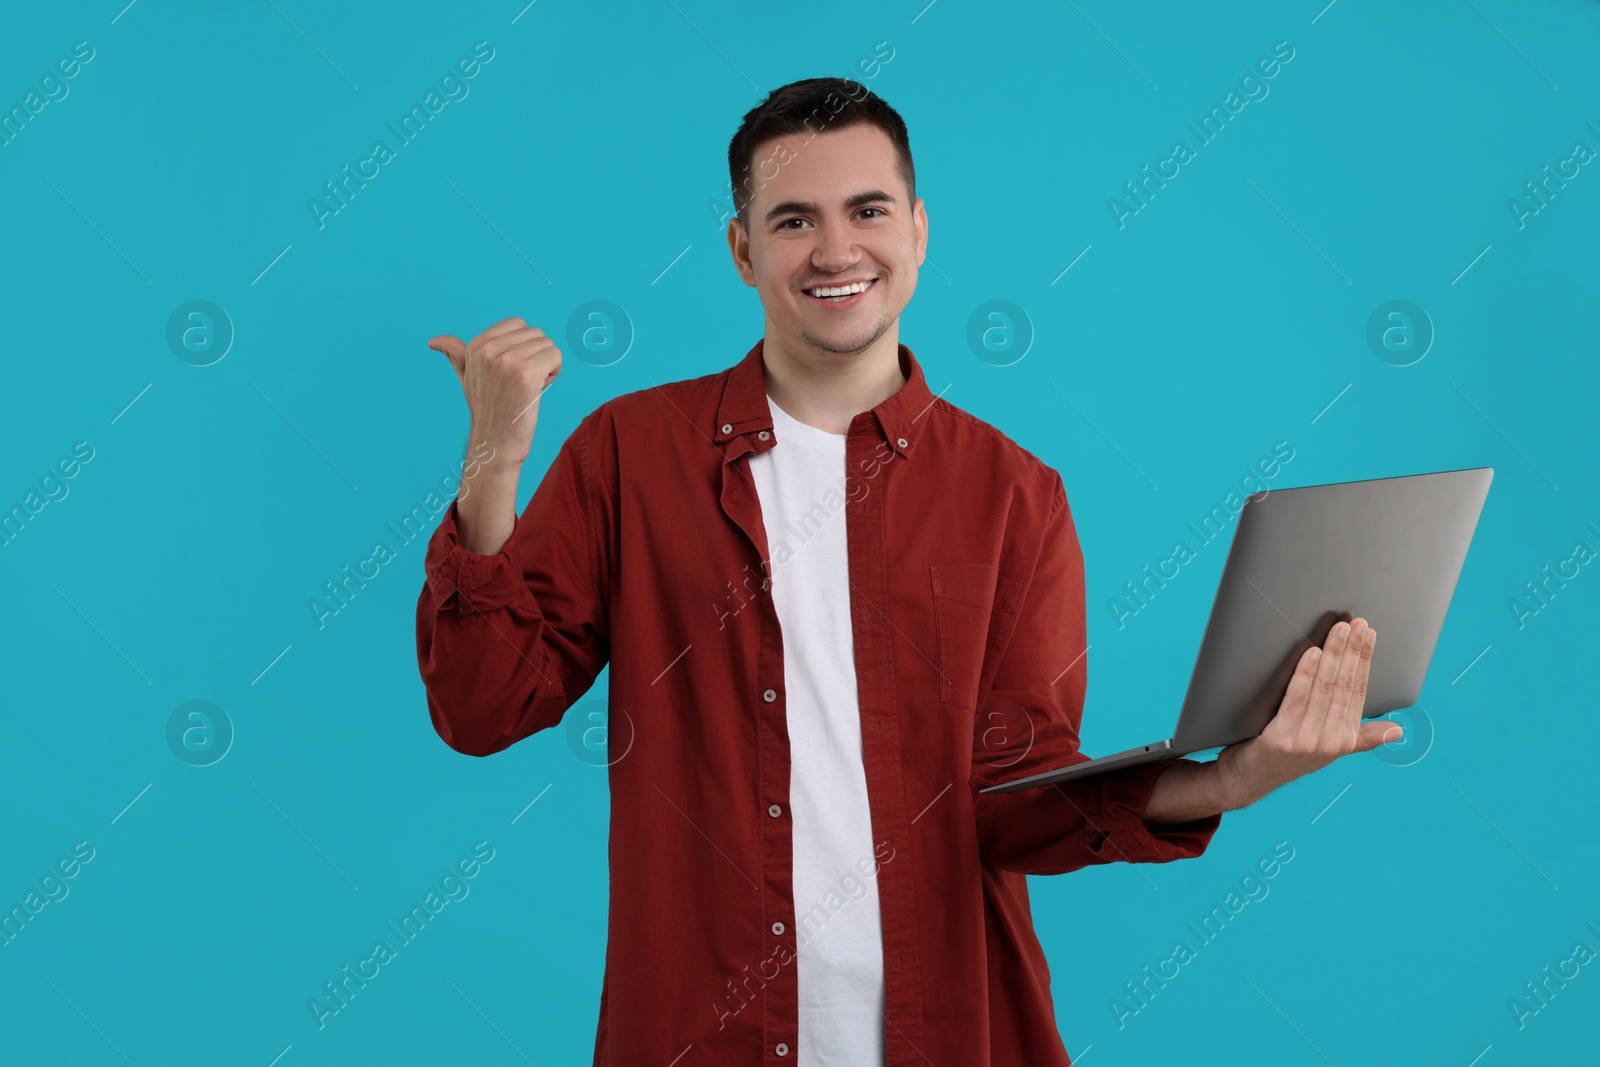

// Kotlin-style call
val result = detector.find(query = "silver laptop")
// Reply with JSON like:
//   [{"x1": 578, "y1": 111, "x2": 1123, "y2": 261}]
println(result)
[{"x1": 979, "y1": 466, "x2": 1493, "y2": 794}]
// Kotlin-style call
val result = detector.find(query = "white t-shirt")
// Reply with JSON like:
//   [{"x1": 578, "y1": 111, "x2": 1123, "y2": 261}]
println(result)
[{"x1": 747, "y1": 394, "x2": 886, "y2": 1067}]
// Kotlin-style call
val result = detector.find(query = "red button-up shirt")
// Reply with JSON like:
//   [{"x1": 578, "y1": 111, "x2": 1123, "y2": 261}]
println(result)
[{"x1": 415, "y1": 338, "x2": 1223, "y2": 1065}]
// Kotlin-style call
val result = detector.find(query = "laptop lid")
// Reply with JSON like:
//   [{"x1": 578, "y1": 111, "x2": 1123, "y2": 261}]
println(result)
[{"x1": 1169, "y1": 466, "x2": 1493, "y2": 753}]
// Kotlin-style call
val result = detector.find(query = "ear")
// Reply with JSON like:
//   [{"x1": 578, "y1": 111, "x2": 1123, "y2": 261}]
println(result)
[
  {"x1": 727, "y1": 216, "x2": 756, "y2": 286},
  {"x1": 913, "y1": 197, "x2": 928, "y2": 267}
]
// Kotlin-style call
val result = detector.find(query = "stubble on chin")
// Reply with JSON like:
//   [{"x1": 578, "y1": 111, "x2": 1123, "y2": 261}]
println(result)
[{"x1": 798, "y1": 310, "x2": 889, "y2": 356}]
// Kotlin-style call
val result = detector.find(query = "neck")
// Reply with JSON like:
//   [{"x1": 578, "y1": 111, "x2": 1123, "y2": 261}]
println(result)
[{"x1": 760, "y1": 328, "x2": 907, "y2": 435}]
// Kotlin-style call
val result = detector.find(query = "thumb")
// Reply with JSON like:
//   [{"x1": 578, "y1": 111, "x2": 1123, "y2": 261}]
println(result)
[
  {"x1": 428, "y1": 335, "x2": 468, "y2": 382},
  {"x1": 1354, "y1": 718, "x2": 1405, "y2": 753}
]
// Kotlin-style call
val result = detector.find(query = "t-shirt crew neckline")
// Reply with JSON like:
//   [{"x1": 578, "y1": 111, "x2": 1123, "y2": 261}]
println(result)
[{"x1": 766, "y1": 393, "x2": 847, "y2": 442}]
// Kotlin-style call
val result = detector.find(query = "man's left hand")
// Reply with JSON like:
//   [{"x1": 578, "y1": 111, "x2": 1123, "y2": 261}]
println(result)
[{"x1": 1214, "y1": 617, "x2": 1404, "y2": 810}]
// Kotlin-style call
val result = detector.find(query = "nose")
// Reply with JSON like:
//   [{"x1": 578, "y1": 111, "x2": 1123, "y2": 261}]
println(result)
[{"x1": 810, "y1": 221, "x2": 860, "y2": 274}]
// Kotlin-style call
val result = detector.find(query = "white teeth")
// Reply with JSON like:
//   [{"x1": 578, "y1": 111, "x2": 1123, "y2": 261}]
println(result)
[{"x1": 807, "y1": 280, "x2": 872, "y2": 297}]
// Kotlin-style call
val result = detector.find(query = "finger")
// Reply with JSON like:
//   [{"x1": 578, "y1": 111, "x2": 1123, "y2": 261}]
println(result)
[
  {"x1": 485, "y1": 329, "x2": 559, "y2": 360},
  {"x1": 427, "y1": 335, "x2": 468, "y2": 381},
  {"x1": 1273, "y1": 644, "x2": 1323, "y2": 734},
  {"x1": 497, "y1": 337, "x2": 563, "y2": 380},
  {"x1": 1307, "y1": 621, "x2": 1351, "y2": 729},
  {"x1": 1353, "y1": 716, "x2": 1403, "y2": 753},
  {"x1": 1329, "y1": 619, "x2": 1367, "y2": 720},
  {"x1": 1349, "y1": 625, "x2": 1376, "y2": 729},
  {"x1": 1329, "y1": 624, "x2": 1375, "y2": 752},
  {"x1": 478, "y1": 316, "x2": 530, "y2": 341},
  {"x1": 511, "y1": 362, "x2": 563, "y2": 421}
]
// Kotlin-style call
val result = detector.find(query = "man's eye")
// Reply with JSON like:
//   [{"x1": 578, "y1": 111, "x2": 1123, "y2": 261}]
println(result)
[{"x1": 779, "y1": 209, "x2": 886, "y2": 229}]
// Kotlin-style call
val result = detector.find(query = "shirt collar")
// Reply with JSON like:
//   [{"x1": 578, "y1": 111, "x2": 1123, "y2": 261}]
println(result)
[{"x1": 713, "y1": 337, "x2": 935, "y2": 460}]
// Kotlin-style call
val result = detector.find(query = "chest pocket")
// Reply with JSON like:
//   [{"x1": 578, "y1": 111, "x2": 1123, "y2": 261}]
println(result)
[{"x1": 930, "y1": 564, "x2": 1027, "y2": 712}]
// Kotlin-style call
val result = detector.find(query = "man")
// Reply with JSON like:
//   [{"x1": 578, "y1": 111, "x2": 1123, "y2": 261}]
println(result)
[{"x1": 416, "y1": 77, "x2": 1398, "y2": 1066}]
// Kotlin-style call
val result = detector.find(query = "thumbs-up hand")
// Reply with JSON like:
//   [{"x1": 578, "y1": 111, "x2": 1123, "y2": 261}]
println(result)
[{"x1": 428, "y1": 316, "x2": 562, "y2": 468}]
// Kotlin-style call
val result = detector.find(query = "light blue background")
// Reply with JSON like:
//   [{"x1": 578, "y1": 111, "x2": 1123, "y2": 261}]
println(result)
[{"x1": 2, "y1": 1, "x2": 1596, "y2": 1064}]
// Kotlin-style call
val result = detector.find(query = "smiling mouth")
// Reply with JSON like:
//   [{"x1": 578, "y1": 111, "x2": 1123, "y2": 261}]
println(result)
[{"x1": 803, "y1": 279, "x2": 877, "y2": 304}]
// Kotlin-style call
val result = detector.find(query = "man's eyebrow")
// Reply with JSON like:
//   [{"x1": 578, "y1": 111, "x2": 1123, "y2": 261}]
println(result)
[{"x1": 763, "y1": 190, "x2": 897, "y2": 225}]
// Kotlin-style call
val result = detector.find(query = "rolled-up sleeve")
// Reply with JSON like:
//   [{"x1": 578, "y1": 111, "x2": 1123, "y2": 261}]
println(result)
[
  {"x1": 415, "y1": 413, "x2": 611, "y2": 757},
  {"x1": 969, "y1": 476, "x2": 1222, "y2": 876}
]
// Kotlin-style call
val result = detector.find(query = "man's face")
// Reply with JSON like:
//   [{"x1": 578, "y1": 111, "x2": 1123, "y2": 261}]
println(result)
[{"x1": 729, "y1": 123, "x2": 927, "y2": 358}]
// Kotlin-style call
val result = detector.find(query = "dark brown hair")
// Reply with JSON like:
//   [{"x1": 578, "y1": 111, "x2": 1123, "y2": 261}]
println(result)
[{"x1": 726, "y1": 77, "x2": 915, "y2": 228}]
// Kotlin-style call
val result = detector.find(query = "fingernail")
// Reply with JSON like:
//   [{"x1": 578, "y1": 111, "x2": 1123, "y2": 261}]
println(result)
[{"x1": 1310, "y1": 648, "x2": 1322, "y2": 662}]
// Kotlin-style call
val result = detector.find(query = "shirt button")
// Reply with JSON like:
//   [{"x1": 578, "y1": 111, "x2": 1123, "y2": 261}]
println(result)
[
  {"x1": 758, "y1": 430, "x2": 771, "y2": 440},
  {"x1": 771, "y1": 921, "x2": 785, "y2": 935},
  {"x1": 768, "y1": 804, "x2": 782, "y2": 818},
  {"x1": 762, "y1": 688, "x2": 777, "y2": 702},
  {"x1": 720, "y1": 423, "x2": 733, "y2": 434},
  {"x1": 776, "y1": 1043, "x2": 789, "y2": 1057},
  {"x1": 896, "y1": 436, "x2": 908, "y2": 448}
]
